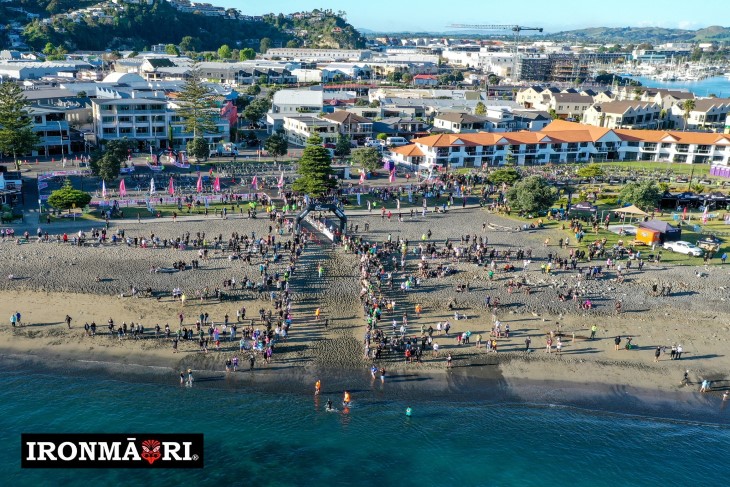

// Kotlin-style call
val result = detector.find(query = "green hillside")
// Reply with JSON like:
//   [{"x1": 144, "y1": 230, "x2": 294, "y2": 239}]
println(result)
[
  {"x1": 6, "y1": 1, "x2": 363, "y2": 53},
  {"x1": 549, "y1": 25, "x2": 730, "y2": 43}
]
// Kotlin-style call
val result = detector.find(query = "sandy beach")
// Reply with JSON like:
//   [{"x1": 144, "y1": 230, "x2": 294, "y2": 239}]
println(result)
[{"x1": 1, "y1": 202, "x2": 729, "y2": 399}]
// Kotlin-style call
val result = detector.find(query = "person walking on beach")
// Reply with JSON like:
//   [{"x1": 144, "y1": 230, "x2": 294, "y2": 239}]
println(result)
[
  {"x1": 249, "y1": 354, "x2": 255, "y2": 371},
  {"x1": 180, "y1": 371, "x2": 185, "y2": 385},
  {"x1": 614, "y1": 336, "x2": 621, "y2": 351},
  {"x1": 654, "y1": 346, "x2": 662, "y2": 362},
  {"x1": 525, "y1": 336, "x2": 531, "y2": 351},
  {"x1": 676, "y1": 344, "x2": 683, "y2": 360},
  {"x1": 65, "y1": 314, "x2": 72, "y2": 329},
  {"x1": 681, "y1": 369, "x2": 690, "y2": 386},
  {"x1": 590, "y1": 324, "x2": 597, "y2": 340}
]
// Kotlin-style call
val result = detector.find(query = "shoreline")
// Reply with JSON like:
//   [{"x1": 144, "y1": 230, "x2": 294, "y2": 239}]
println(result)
[{"x1": 2, "y1": 344, "x2": 727, "y2": 425}]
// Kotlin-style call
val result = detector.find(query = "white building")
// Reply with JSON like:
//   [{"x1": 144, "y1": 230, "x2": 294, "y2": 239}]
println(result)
[{"x1": 282, "y1": 115, "x2": 339, "y2": 146}]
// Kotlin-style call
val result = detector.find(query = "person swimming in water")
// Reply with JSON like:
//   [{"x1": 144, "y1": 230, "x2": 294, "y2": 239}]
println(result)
[
  {"x1": 326, "y1": 399, "x2": 333, "y2": 411},
  {"x1": 343, "y1": 391, "x2": 351, "y2": 406},
  {"x1": 315, "y1": 380, "x2": 321, "y2": 395}
]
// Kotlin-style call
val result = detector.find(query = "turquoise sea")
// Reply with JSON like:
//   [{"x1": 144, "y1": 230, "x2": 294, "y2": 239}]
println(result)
[{"x1": 2, "y1": 368, "x2": 730, "y2": 487}]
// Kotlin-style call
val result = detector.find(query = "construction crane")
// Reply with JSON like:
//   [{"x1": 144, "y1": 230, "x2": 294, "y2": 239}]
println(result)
[
  {"x1": 448, "y1": 24, "x2": 543, "y2": 54},
  {"x1": 447, "y1": 24, "x2": 544, "y2": 81}
]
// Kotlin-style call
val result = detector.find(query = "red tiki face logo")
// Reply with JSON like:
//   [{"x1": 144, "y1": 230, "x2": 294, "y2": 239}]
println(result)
[{"x1": 141, "y1": 439, "x2": 162, "y2": 465}]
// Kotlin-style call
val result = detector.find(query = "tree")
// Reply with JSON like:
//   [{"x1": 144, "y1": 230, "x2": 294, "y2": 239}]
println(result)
[
  {"x1": 682, "y1": 99, "x2": 695, "y2": 131},
  {"x1": 576, "y1": 163, "x2": 605, "y2": 179},
  {"x1": 239, "y1": 47, "x2": 256, "y2": 61},
  {"x1": 334, "y1": 133, "x2": 351, "y2": 159},
  {"x1": 351, "y1": 147, "x2": 381, "y2": 173},
  {"x1": 217, "y1": 44, "x2": 232, "y2": 59},
  {"x1": 176, "y1": 66, "x2": 217, "y2": 138},
  {"x1": 475, "y1": 101, "x2": 486, "y2": 116},
  {"x1": 90, "y1": 138, "x2": 134, "y2": 181},
  {"x1": 292, "y1": 135, "x2": 336, "y2": 197},
  {"x1": 243, "y1": 97, "x2": 271, "y2": 125},
  {"x1": 259, "y1": 37, "x2": 272, "y2": 54},
  {"x1": 506, "y1": 176, "x2": 557, "y2": 214},
  {"x1": 0, "y1": 82, "x2": 40, "y2": 170},
  {"x1": 286, "y1": 40, "x2": 300, "y2": 48},
  {"x1": 488, "y1": 167, "x2": 521, "y2": 185},
  {"x1": 264, "y1": 133, "x2": 288, "y2": 160},
  {"x1": 376, "y1": 133, "x2": 388, "y2": 140},
  {"x1": 179, "y1": 36, "x2": 201, "y2": 53},
  {"x1": 401, "y1": 73, "x2": 413, "y2": 84},
  {"x1": 47, "y1": 179, "x2": 91, "y2": 212},
  {"x1": 548, "y1": 108, "x2": 559, "y2": 120},
  {"x1": 165, "y1": 44, "x2": 180, "y2": 56},
  {"x1": 127, "y1": 51, "x2": 138, "y2": 58},
  {"x1": 186, "y1": 137, "x2": 208, "y2": 161},
  {"x1": 618, "y1": 180, "x2": 661, "y2": 211},
  {"x1": 245, "y1": 84, "x2": 261, "y2": 96},
  {"x1": 386, "y1": 71, "x2": 403, "y2": 83}
]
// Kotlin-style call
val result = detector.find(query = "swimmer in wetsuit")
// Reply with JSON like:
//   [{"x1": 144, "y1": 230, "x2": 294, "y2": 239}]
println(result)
[{"x1": 326, "y1": 399, "x2": 333, "y2": 411}]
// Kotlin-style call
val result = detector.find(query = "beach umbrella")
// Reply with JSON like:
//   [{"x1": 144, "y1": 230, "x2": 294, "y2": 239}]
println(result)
[
  {"x1": 251, "y1": 175, "x2": 258, "y2": 190},
  {"x1": 196, "y1": 174, "x2": 203, "y2": 193},
  {"x1": 150, "y1": 177, "x2": 156, "y2": 194},
  {"x1": 119, "y1": 178, "x2": 127, "y2": 197},
  {"x1": 102, "y1": 180, "x2": 107, "y2": 199},
  {"x1": 168, "y1": 176, "x2": 174, "y2": 196},
  {"x1": 213, "y1": 176, "x2": 221, "y2": 192}
]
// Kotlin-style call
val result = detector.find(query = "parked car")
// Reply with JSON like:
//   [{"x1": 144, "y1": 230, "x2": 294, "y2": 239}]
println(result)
[{"x1": 662, "y1": 240, "x2": 704, "y2": 256}]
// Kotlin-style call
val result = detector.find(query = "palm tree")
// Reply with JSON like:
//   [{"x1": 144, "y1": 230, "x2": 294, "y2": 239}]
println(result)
[{"x1": 682, "y1": 99, "x2": 695, "y2": 131}]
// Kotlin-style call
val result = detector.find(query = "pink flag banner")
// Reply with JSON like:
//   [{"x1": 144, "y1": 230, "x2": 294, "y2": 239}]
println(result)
[
  {"x1": 359, "y1": 171, "x2": 365, "y2": 185},
  {"x1": 277, "y1": 171, "x2": 284, "y2": 189},
  {"x1": 168, "y1": 176, "x2": 175, "y2": 196},
  {"x1": 389, "y1": 169, "x2": 395, "y2": 183},
  {"x1": 196, "y1": 174, "x2": 203, "y2": 193},
  {"x1": 251, "y1": 175, "x2": 258, "y2": 190},
  {"x1": 213, "y1": 176, "x2": 221, "y2": 192},
  {"x1": 119, "y1": 179, "x2": 127, "y2": 197}
]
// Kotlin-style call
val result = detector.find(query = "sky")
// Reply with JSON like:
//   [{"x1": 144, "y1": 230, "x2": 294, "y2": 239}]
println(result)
[{"x1": 216, "y1": 0, "x2": 728, "y2": 33}]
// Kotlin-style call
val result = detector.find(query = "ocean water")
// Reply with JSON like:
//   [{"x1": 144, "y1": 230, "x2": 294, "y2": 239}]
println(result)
[
  {"x1": 1, "y1": 369, "x2": 729, "y2": 487},
  {"x1": 630, "y1": 75, "x2": 730, "y2": 98}
]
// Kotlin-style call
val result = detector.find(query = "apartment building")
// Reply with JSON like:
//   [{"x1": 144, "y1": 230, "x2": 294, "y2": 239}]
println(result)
[
  {"x1": 91, "y1": 97, "x2": 228, "y2": 150},
  {"x1": 669, "y1": 98, "x2": 730, "y2": 131},
  {"x1": 282, "y1": 115, "x2": 339, "y2": 146},
  {"x1": 388, "y1": 120, "x2": 730, "y2": 168},
  {"x1": 583, "y1": 101, "x2": 663, "y2": 129},
  {"x1": 262, "y1": 48, "x2": 371, "y2": 62}
]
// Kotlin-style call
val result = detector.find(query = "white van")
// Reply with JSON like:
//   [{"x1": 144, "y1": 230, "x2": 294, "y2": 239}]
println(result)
[{"x1": 386, "y1": 137, "x2": 408, "y2": 147}]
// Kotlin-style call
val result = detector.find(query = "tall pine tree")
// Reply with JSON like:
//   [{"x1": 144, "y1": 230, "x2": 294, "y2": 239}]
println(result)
[
  {"x1": 292, "y1": 134, "x2": 336, "y2": 197},
  {"x1": 175, "y1": 65, "x2": 217, "y2": 146},
  {"x1": 0, "y1": 82, "x2": 40, "y2": 170}
]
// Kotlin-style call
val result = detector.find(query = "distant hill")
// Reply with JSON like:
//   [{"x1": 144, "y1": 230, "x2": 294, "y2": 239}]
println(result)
[
  {"x1": 1, "y1": 1, "x2": 364, "y2": 52},
  {"x1": 549, "y1": 25, "x2": 730, "y2": 43}
]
